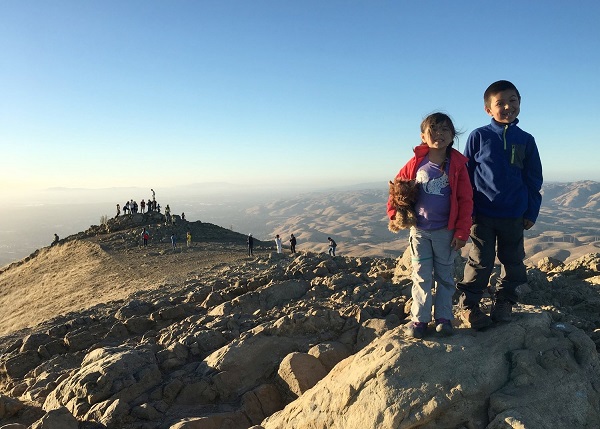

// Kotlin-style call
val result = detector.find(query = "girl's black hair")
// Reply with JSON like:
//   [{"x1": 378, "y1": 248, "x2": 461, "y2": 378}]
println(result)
[{"x1": 420, "y1": 112, "x2": 462, "y2": 155}]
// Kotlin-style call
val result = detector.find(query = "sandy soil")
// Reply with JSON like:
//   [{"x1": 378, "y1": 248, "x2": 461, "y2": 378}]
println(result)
[{"x1": 0, "y1": 238, "x2": 269, "y2": 336}]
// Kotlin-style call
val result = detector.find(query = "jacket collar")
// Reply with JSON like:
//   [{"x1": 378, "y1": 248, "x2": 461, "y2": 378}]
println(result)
[
  {"x1": 413, "y1": 143, "x2": 430, "y2": 157},
  {"x1": 413, "y1": 144, "x2": 468, "y2": 164},
  {"x1": 490, "y1": 118, "x2": 519, "y2": 131}
]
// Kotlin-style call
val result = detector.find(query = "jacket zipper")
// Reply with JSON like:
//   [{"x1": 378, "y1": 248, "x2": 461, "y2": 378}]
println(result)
[{"x1": 503, "y1": 124, "x2": 516, "y2": 164}]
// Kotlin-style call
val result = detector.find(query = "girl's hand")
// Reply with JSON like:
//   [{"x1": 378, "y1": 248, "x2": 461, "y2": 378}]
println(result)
[{"x1": 451, "y1": 238, "x2": 466, "y2": 251}]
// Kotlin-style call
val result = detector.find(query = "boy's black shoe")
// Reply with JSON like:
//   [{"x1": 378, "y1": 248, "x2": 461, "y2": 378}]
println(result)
[
  {"x1": 459, "y1": 306, "x2": 493, "y2": 330},
  {"x1": 491, "y1": 299, "x2": 513, "y2": 323}
]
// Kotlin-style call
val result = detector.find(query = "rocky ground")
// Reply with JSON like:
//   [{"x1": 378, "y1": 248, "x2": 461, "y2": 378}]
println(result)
[{"x1": 0, "y1": 213, "x2": 599, "y2": 429}]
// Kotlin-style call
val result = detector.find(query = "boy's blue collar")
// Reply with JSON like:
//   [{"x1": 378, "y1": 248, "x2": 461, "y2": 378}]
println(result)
[{"x1": 490, "y1": 118, "x2": 519, "y2": 130}]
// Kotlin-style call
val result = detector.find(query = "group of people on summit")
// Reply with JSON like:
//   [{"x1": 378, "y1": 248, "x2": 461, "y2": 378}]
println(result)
[
  {"x1": 387, "y1": 80, "x2": 543, "y2": 339},
  {"x1": 116, "y1": 189, "x2": 160, "y2": 217}
]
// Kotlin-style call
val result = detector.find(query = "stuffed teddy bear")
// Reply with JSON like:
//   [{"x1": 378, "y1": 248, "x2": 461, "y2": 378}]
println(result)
[{"x1": 388, "y1": 178, "x2": 419, "y2": 232}]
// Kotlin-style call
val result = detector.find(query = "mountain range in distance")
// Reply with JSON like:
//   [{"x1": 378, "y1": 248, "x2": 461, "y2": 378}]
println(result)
[{"x1": 1, "y1": 180, "x2": 598, "y2": 269}]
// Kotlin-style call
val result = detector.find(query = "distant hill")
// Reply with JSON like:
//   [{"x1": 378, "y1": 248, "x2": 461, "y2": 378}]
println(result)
[
  {"x1": 542, "y1": 180, "x2": 600, "y2": 210},
  {"x1": 248, "y1": 181, "x2": 600, "y2": 263},
  {"x1": 541, "y1": 180, "x2": 600, "y2": 209}
]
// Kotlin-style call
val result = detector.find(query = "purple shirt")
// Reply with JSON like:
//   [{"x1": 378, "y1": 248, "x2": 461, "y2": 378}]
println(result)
[{"x1": 414, "y1": 157, "x2": 451, "y2": 230}]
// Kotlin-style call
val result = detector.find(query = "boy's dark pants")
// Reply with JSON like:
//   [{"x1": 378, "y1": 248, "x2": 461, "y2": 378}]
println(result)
[{"x1": 458, "y1": 215, "x2": 527, "y2": 309}]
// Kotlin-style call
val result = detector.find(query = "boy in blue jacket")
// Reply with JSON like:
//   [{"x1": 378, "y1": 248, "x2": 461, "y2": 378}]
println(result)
[{"x1": 458, "y1": 80, "x2": 543, "y2": 330}]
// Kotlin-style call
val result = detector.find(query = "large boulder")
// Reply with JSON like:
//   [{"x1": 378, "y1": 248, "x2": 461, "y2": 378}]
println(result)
[
  {"x1": 43, "y1": 346, "x2": 162, "y2": 422},
  {"x1": 30, "y1": 407, "x2": 79, "y2": 429},
  {"x1": 262, "y1": 309, "x2": 600, "y2": 429},
  {"x1": 0, "y1": 394, "x2": 24, "y2": 419},
  {"x1": 204, "y1": 334, "x2": 301, "y2": 401},
  {"x1": 277, "y1": 352, "x2": 328, "y2": 397}
]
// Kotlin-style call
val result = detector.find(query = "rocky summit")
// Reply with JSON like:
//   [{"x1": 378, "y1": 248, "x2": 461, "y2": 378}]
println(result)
[{"x1": 1, "y1": 214, "x2": 600, "y2": 429}]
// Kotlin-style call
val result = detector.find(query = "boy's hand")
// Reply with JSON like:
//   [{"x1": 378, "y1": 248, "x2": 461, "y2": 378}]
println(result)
[
  {"x1": 523, "y1": 219, "x2": 535, "y2": 230},
  {"x1": 451, "y1": 238, "x2": 466, "y2": 251}
]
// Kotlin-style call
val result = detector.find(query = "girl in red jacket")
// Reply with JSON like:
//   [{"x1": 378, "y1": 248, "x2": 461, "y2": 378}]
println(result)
[{"x1": 387, "y1": 112, "x2": 473, "y2": 339}]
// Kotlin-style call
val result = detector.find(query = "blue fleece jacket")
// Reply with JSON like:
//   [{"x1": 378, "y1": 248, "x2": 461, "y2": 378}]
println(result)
[{"x1": 464, "y1": 118, "x2": 543, "y2": 222}]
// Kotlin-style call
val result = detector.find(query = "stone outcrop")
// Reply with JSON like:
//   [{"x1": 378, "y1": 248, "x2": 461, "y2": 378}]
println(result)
[
  {"x1": 1, "y1": 236, "x2": 600, "y2": 428},
  {"x1": 261, "y1": 311, "x2": 600, "y2": 429}
]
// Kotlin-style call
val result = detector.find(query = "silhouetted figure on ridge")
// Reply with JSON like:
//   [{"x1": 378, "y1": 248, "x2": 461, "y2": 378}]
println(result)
[{"x1": 247, "y1": 234, "x2": 254, "y2": 256}]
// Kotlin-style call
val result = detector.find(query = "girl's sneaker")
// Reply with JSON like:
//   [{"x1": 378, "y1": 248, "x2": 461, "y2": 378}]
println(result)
[
  {"x1": 406, "y1": 321, "x2": 427, "y2": 339},
  {"x1": 435, "y1": 318, "x2": 454, "y2": 336}
]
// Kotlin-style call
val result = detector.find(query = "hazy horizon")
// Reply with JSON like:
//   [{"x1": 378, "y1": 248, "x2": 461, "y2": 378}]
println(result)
[
  {"x1": 2, "y1": 179, "x2": 599, "y2": 269},
  {"x1": 0, "y1": 181, "x2": 391, "y2": 267}
]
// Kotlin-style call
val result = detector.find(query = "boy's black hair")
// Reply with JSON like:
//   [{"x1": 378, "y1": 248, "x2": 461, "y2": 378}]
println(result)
[{"x1": 484, "y1": 80, "x2": 521, "y2": 108}]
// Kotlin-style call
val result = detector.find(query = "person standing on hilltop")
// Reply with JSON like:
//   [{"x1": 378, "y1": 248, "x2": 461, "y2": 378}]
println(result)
[
  {"x1": 387, "y1": 112, "x2": 473, "y2": 339},
  {"x1": 327, "y1": 237, "x2": 337, "y2": 256},
  {"x1": 51, "y1": 233, "x2": 59, "y2": 247},
  {"x1": 275, "y1": 234, "x2": 283, "y2": 253},
  {"x1": 116, "y1": 203, "x2": 120, "y2": 218},
  {"x1": 140, "y1": 199, "x2": 146, "y2": 213},
  {"x1": 164, "y1": 205, "x2": 171, "y2": 225},
  {"x1": 289, "y1": 234, "x2": 297, "y2": 254},
  {"x1": 247, "y1": 234, "x2": 254, "y2": 256},
  {"x1": 457, "y1": 80, "x2": 543, "y2": 330}
]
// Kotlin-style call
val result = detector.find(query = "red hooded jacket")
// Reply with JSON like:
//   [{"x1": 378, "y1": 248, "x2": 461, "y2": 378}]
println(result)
[{"x1": 387, "y1": 144, "x2": 473, "y2": 242}]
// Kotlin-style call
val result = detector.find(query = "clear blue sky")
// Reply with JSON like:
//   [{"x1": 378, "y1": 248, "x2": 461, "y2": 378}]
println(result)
[{"x1": 1, "y1": 1, "x2": 599, "y2": 198}]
